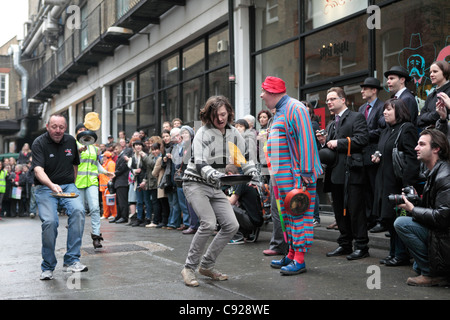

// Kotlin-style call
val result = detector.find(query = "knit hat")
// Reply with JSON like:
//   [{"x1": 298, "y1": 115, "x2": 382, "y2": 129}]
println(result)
[
  {"x1": 261, "y1": 76, "x2": 286, "y2": 94},
  {"x1": 180, "y1": 125, "x2": 195, "y2": 139},
  {"x1": 75, "y1": 123, "x2": 86, "y2": 133}
]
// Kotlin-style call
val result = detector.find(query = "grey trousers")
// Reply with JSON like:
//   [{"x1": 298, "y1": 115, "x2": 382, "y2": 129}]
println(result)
[{"x1": 182, "y1": 181, "x2": 239, "y2": 270}]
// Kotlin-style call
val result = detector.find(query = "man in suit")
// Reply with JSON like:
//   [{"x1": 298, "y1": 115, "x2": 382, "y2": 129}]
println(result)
[
  {"x1": 110, "y1": 143, "x2": 130, "y2": 224},
  {"x1": 317, "y1": 87, "x2": 369, "y2": 260},
  {"x1": 358, "y1": 77, "x2": 386, "y2": 232},
  {"x1": 385, "y1": 66, "x2": 418, "y2": 126}
]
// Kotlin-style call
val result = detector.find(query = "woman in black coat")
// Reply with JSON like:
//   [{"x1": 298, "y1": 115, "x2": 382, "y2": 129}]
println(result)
[
  {"x1": 417, "y1": 60, "x2": 450, "y2": 130},
  {"x1": 372, "y1": 98, "x2": 420, "y2": 266}
]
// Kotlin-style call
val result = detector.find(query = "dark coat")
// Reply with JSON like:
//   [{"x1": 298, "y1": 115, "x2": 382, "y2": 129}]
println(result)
[
  {"x1": 323, "y1": 109, "x2": 369, "y2": 186},
  {"x1": 113, "y1": 151, "x2": 130, "y2": 188},
  {"x1": 411, "y1": 160, "x2": 450, "y2": 275},
  {"x1": 373, "y1": 122, "x2": 420, "y2": 220},
  {"x1": 417, "y1": 81, "x2": 450, "y2": 129},
  {"x1": 358, "y1": 98, "x2": 386, "y2": 165},
  {"x1": 397, "y1": 89, "x2": 418, "y2": 126}
]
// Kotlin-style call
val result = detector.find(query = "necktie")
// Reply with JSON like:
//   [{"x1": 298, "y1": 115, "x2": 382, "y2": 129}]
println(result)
[
  {"x1": 335, "y1": 114, "x2": 340, "y2": 130},
  {"x1": 364, "y1": 104, "x2": 371, "y2": 119}
]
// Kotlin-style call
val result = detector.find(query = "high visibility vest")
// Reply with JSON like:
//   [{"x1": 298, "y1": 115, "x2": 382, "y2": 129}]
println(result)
[
  {"x1": 0, "y1": 170, "x2": 6, "y2": 193},
  {"x1": 75, "y1": 142, "x2": 99, "y2": 188}
]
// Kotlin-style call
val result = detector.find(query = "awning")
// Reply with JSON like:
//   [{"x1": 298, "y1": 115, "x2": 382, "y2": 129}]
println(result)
[
  {"x1": 0, "y1": 120, "x2": 20, "y2": 134},
  {"x1": 0, "y1": 153, "x2": 19, "y2": 160}
]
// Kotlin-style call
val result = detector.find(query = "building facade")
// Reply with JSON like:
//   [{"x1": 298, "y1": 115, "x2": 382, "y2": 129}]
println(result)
[{"x1": 5, "y1": 0, "x2": 449, "y2": 149}]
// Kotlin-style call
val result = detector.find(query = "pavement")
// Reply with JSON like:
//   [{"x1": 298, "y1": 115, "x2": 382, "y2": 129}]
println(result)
[{"x1": 1, "y1": 212, "x2": 449, "y2": 304}]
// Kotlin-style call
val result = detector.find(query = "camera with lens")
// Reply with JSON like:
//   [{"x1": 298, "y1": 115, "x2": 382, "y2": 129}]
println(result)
[{"x1": 388, "y1": 186, "x2": 421, "y2": 206}]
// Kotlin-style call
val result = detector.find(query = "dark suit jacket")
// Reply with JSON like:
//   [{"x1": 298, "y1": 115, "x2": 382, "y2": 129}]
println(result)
[
  {"x1": 324, "y1": 109, "x2": 369, "y2": 185},
  {"x1": 113, "y1": 151, "x2": 130, "y2": 188},
  {"x1": 358, "y1": 98, "x2": 385, "y2": 164},
  {"x1": 398, "y1": 89, "x2": 418, "y2": 126}
]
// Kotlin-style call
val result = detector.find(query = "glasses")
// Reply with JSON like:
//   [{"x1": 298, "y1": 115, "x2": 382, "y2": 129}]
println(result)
[{"x1": 326, "y1": 97, "x2": 341, "y2": 103}]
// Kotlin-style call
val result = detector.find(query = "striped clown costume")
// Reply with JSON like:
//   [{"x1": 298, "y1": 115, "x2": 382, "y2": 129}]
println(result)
[{"x1": 266, "y1": 83, "x2": 323, "y2": 267}]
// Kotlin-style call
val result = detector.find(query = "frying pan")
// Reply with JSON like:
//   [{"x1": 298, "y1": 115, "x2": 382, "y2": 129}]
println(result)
[
  {"x1": 219, "y1": 174, "x2": 253, "y2": 186},
  {"x1": 284, "y1": 184, "x2": 311, "y2": 216},
  {"x1": 76, "y1": 130, "x2": 98, "y2": 146}
]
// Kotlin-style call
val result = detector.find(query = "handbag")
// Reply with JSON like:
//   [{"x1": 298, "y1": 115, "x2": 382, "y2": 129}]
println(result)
[
  {"x1": 392, "y1": 123, "x2": 407, "y2": 179},
  {"x1": 174, "y1": 167, "x2": 183, "y2": 188},
  {"x1": 11, "y1": 186, "x2": 22, "y2": 200}
]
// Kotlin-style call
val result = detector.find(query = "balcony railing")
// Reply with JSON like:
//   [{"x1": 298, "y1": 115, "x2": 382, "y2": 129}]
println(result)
[{"x1": 27, "y1": 0, "x2": 147, "y2": 100}]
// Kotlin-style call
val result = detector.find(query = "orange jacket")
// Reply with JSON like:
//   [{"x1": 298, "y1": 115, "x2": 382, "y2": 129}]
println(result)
[{"x1": 99, "y1": 158, "x2": 116, "y2": 192}]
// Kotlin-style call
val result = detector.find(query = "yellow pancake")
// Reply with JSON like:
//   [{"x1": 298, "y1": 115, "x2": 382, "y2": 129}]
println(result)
[
  {"x1": 228, "y1": 141, "x2": 246, "y2": 167},
  {"x1": 84, "y1": 112, "x2": 101, "y2": 131}
]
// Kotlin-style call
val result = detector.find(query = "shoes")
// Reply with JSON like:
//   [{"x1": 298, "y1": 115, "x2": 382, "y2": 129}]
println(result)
[
  {"x1": 40, "y1": 270, "x2": 53, "y2": 280},
  {"x1": 63, "y1": 261, "x2": 88, "y2": 273},
  {"x1": 407, "y1": 275, "x2": 449, "y2": 287},
  {"x1": 270, "y1": 256, "x2": 293, "y2": 269},
  {"x1": 263, "y1": 249, "x2": 284, "y2": 256},
  {"x1": 380, "y1": 255, "x2": 393, "y2": 264},
  {"x1": 326, "y1": 246, "x2": 352, "y2": 257},
  {"x1": 182, "y1": 227, "x2": 197, "y2": 234},
  {"x1": 369, "y1": 223, "x2": 388, "y2": 233},
  {"x1": 115, "y1": 218, "x2": 128, "y2": 224},
  {"x1": 229, "y1": 238, "x2": 245, "y2": 244},
  {"x1": 91, "y1": 233, "x2": 104, "y2": 249},
  {"x1": 313, "y1": 219, "x2": 321, "y2": 227},
  {"x1": 346, "y1": 249, "x2": 370, "y2": 260},
  {"x1": 384, "y1": 257, "x2": 410, "y2": 267},
  {"x1": 199, "y1": 266, "x2": 228, "y2": 281},
  {"x1": 177, "y1": 225, "x2": 188, "y2": 231},
  {"x1": 146, "y1": 222, "x2": 158, "y2": 228},
  {"x1": 30, "y1": 213, "x2": 36, "y2": 219},
  {"x1": 326, "y1": 221, "x2": 339, "y2": 230},
  {"x1": 109, "y1": 217, "x2": 119, "y2": 223},
  {"x1": 181, "y1": 267, "x2": 199, "y2": 287},
  {"x1": 280, "y1": 261, "x2": 307, "y2": 275},
  {"x1": 131, "y1": 219, "x2": 144, "y2": 227},
  {"x1": 108, "y1": 216, "x2": 116, "y2": 221}
]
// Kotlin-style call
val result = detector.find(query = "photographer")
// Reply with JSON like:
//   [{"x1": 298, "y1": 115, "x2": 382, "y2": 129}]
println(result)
[{"x1": 394, "y1": 129, "x2": 450, "y2": 286}]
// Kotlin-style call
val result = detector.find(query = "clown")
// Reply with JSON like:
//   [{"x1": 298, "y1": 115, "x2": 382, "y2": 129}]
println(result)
[{"x1": 261, "y1": 76, "x2": 323, "y2": 275}]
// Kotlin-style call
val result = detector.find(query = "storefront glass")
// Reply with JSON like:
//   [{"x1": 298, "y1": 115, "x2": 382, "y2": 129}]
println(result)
[
  {"x1": 254, "y1": 40, "x2": 299, "y2": 116},
  {"x1": 376, "y1": 0, "x2": 450, "y2": 110},
  {"x1": 254, "y1": 0, "x2": 298, "y2": 51},
  {"x1": 304, "y1": 14, "x2": 368, "y2": 84},
  {"x1": 209, "y1": 28, "x2": 229, "y2": 70},
  {"x1": 183, "y1": 41, "x2": 205, "y2": 80}
]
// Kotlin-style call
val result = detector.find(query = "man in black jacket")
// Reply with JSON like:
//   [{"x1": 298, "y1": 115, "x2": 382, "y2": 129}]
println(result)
[
  {"x1": 317, "y1": 87, "x2": 369, "y2": 260},
  {"x1": 394, "y1": 129, "x2": 450, "y2": 286},
  {"x1": 358, "y1": 77, "x2": 385, "y2": 231},
  {"x1": 385, "y1": 66, "x2": 419, "y2": 126}
]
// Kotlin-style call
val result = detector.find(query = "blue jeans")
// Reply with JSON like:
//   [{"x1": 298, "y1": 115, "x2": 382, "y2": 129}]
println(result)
[
  {"x1": 78, "y1": 185, "x2": 101, "y2": 236},
  {"x1": 167, "y1": 190, "x2": 181, "y2": 228},
  {"x1": 136, "y1": 189, "x2": 152, "y2": 221},
  {"x1": 35, "y1": 184, "x2": 85, "y2": 271},
  {"x1": 177, "y1": 187, "x2": 190, "y2": 226},
  {"x1": 29, "y1": 185, "x2": 37, "y2": 214},
  {"x1": 394, "y1": 216, "x2": 430, "y2": 276}
]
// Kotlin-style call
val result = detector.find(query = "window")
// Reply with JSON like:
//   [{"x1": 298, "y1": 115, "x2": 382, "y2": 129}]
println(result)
[
  {"x1": 183, "y1": 41, "x2": 205, "y2": 80},
  {"x1": 266, "y1": 0, "x2": 279, "y2": 24},
  {"x1": 0, "y1": 74, "x2": 8, "y2": 107}
]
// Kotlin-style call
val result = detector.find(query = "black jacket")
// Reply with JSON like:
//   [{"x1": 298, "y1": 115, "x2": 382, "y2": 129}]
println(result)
[
  {"x1": 113, "y1": 151, "x2": 130, "y2": 188},
  {"x1": 417, "y1": 81, "x2": 450, "y2": 129},
  {"x1": 358, "y1": 98, "x2": 385, "y2": 165},
  {"x1": 411, "y1": 161, "x2": 450, "y2": 275},
  {"x1": 323, "y1": 109, "x2": 369, "y2": 185},
  {"x1": 398, "y1": 89, "x2": 419, "y2": 126}
]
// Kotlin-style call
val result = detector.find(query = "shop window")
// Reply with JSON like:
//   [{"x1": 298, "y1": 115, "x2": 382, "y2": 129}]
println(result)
[
  {"x1": 254, "y1": 40, "x2": 299, "y2": 115},
  {"x1": 162, "y1": 53, "x2": 180, "y2": 88},
  {"x1": 254, "y1": 0, "x2": 298, "y2": 51},
  {"x1": 304, "y1": 15, "x2": 368, "y2": 84},
  {"x1": 208, "y1": 28, "x2": 229, "y2": 70},
  {"x1": 183, "y1": 77, "x2": 204, "y2": 125},
  {"x1": 376, "y1": 0, "x2": 450, "y2": 107},
  {"x1": 183, "y1": 41, "x2": 205, "y2": 80},
  {"x1": 139, "y1": 65, "x2": 156, "y2": 97}
]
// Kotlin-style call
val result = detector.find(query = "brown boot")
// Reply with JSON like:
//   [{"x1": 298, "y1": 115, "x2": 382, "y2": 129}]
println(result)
[
  {"x1": 91, "y1": 233, "x2": 104, "y2": 249},
  {"x1": 406, "y1": 275, "x2": 449, "y2": 287}
]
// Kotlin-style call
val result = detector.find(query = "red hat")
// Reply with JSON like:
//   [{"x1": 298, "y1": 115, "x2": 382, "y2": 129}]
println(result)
[{"x1": 262, "y1": 76, "x2": 286, "y2": 94}]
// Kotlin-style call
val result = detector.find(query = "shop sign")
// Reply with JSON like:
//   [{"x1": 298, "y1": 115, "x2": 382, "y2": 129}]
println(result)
[{"x1": 312, "y1": 0, "x2": 367, "y2": 29}]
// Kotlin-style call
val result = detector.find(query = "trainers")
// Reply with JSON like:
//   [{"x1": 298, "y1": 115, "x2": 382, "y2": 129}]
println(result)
[
  {"x1": 63, "y1": 261, "x2": 88, "y2": 273},
  {"x1": 199, "y1": 266, "x2": 228, "y2": 281},
  {"x1": 229, "y1": 238, "x2": 245, "y2": 244},
  {"x1": 181, "y1": 267, "x2": 199, "y2": 287},
  {"x1": 40, "y1": 270, "x2": 53, "y2": 280}
]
